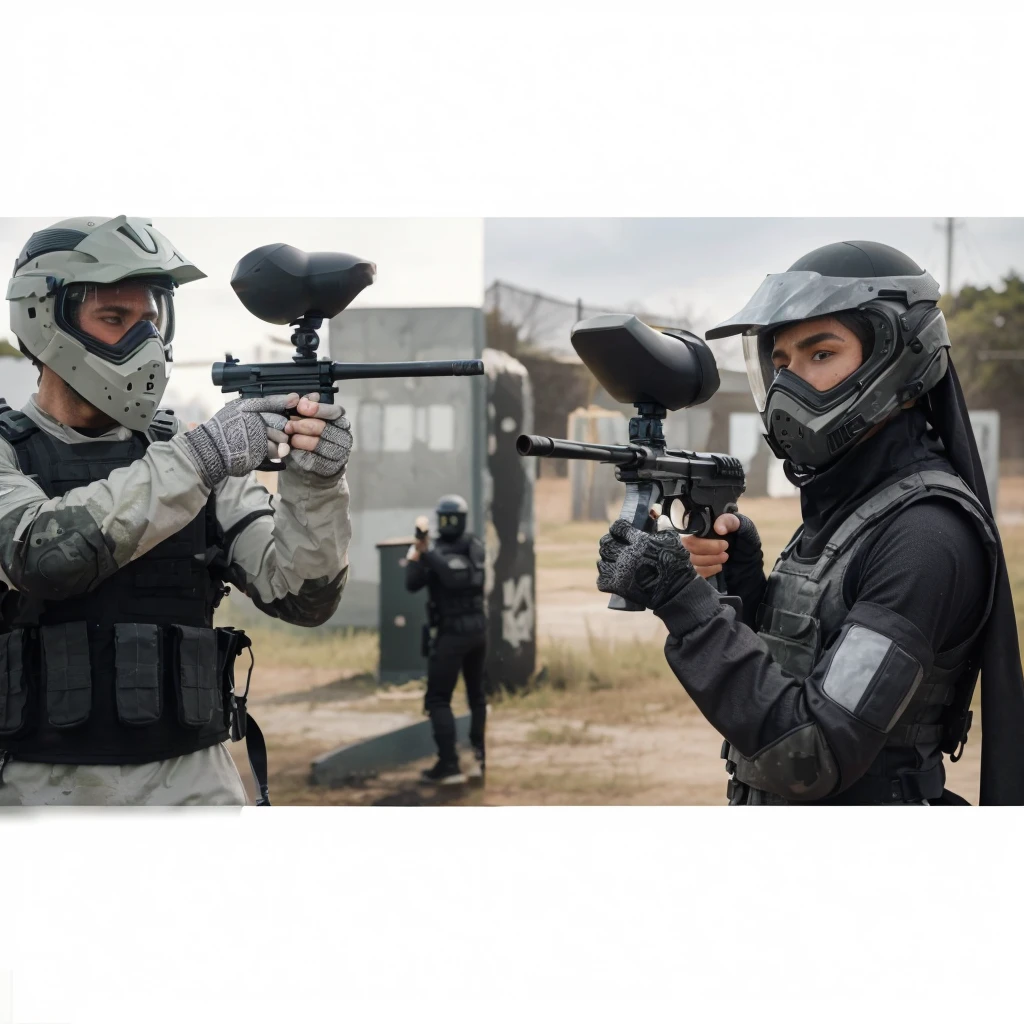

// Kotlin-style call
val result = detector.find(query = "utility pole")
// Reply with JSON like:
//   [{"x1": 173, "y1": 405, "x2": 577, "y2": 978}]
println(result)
[{"x1": 946, "y1": 216, "x2": 955, "y2": 295}]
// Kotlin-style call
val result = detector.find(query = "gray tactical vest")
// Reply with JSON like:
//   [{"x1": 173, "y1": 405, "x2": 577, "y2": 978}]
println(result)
[{"x1": 724, "y1": 469, "x2": 998, "y2": 805}]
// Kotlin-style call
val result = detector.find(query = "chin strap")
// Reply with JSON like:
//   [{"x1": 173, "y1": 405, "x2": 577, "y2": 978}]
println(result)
[{"x1": 783, "y1": 460, "x2": 817, "y2": 487}]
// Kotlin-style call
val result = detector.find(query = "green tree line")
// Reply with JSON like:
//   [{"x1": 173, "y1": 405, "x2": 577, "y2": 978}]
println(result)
[{"x1": 942, "y1": 273, "x2": 1024, "y2": 412}]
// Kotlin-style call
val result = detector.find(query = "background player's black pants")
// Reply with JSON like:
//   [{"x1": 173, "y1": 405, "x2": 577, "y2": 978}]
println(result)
[{"x1": 424, "y1": 632, "x2": 487, "y2": 766}]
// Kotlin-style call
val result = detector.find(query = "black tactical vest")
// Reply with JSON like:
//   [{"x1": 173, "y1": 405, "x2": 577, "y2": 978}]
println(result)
[
  {"x1": 0, "y1": 408, "x2": 245, "y2": 765},
  {"x1": 725, "y1": 469, "x2": 998, "y2": 805},
  {"x1": 428, "y1": 534, "x2": 487, "y2": 635}
]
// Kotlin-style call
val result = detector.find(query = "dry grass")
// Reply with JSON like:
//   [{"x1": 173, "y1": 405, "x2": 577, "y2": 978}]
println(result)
[
  {"x1": 217, "y1": 593, "x2": 379, "y2": 674},
  {"x1": 525, "y1": 724, "x2": 607, "y2": 746},
  {"x1": 493, "y1": 632, "x2": 691, "y2": 728}
]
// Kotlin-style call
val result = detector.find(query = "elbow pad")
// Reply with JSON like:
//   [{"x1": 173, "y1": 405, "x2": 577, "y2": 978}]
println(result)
[
  {"x1": 0, "y1": 507, "x2": 118, "y2": 599},
  {"x1": 248, "y1": 567, "x2": 348, "y2": 627},
  {"x1": 729, "y1": 722, "x2": 841, "y2": 802}
]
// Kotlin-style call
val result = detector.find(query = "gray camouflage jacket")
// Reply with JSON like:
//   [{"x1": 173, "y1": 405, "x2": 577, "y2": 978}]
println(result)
[{"x1": 0, "y1": 397, "x2": 352, "y2": 626}]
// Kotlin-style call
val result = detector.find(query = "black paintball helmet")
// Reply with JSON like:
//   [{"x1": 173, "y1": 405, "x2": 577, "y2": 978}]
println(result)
[
  {"x1": 436, "y1": 494, "x2": 469, "y2": 538},
  {"x1": 707, "y1": 241, "x2": 951, "y2": 471}
]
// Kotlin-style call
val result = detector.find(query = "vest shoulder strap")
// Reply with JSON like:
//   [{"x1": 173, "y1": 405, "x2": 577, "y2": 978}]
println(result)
[
  {"x1": 0, "y1": 406, "x2": 40, "y2": 446},
  {"x1": 808, "y1": 470, "x2": 990, "y2": 582},
  {"x1": 147, "y1": 409, "x2": 179, "y2": 444}
]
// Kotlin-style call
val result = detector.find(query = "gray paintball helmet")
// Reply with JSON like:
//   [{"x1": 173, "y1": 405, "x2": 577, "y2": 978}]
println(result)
[
  {"x1": 436, "y1": 494, "x2": 469, "y2": 538},
  {"x1": 707, "y1": 240, "x2": 951, "y2": 471},
  {"x1": 7, "y1": 216, "x2": 205, "y2": 431}
]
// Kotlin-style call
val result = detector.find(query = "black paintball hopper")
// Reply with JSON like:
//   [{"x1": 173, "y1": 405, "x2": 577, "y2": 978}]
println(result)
[
  {"x1": 570, "y1": 313, "x2": 720, "y2": 411},
  {"x1": 230, "y1": 243, "x2": 376, "y2": 325}
]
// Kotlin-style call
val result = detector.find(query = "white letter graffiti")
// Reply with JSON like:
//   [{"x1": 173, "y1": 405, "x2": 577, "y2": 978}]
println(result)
[{"x1": 501, "y1": 574, "x2": 534, "y2": 649}]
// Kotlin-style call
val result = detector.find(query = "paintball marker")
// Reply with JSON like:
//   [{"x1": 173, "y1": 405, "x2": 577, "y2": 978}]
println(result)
[
  {"x1": 214, "y1": 244, "x2": 484, "y2": 469},
  {"x1": 414, "y1": 515, "x2": 431, "y2": 542},
  {"x1": 516, "y1": 313, "x2": 745, "y2": 612}
]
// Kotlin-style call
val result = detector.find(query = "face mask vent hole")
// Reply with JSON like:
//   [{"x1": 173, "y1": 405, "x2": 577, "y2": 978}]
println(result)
[
  {"x1": 27, "y1": 307, "x2": 36, "y2": 319},
  {"x1": 126, "y1": 383, "x2": 132, "y2": 391}
]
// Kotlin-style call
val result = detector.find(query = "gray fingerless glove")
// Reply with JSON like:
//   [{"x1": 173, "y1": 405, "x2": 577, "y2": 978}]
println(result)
[
  {"x1": 596, "y1": 519, "x2": 698, "y2": 610},
  {"x1": 182, "y1": 395, "x2": 296, "y2": 486},
  {"x1": 285, "y1": 406, "x2": 353, "y2": 478}
]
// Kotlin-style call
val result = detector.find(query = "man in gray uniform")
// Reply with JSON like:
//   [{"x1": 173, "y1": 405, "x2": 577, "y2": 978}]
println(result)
[
  {"x1": 0, "y1": 216, "x2": 353, "y2": 806},
  {"x1": 596, "y1": 240, "x2": 1024, "y2": 805}
]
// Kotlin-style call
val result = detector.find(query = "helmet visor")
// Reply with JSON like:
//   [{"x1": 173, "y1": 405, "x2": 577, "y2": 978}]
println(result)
[
  {"x1": 707, "y1": 269, "x2": 940, "y2": 341},
  {"x1": 438, "y1": 511, "x2": 467, "y2": 536},
  {"x1": 56, "y1": 276, "x2": 174, "y2": 363},
  {"x1": 742, "y1": 331, "x2": 774, "y2": 413}
]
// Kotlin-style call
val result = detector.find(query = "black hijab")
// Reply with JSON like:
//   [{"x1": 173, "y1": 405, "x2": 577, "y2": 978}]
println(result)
[
  {"x1": 925, "y1": 361, "x2": 1024, "y2": 805},
  {"x1": 785, "y1": 359, "x2": 1024, "y2": 804}
]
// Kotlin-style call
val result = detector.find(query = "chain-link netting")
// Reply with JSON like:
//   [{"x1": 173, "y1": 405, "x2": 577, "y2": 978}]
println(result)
[{"x1": 485, "y1": 280, "x2": 693, "y2": 355}]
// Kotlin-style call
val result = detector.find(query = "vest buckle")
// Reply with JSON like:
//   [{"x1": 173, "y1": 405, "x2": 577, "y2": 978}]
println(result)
[
  {"x1": 948, "y1": 710, "x2": 973, "y2": 763},
  {"x1": 230, "y1": 693, "x2": 248, "y2": 743},
  {"x1": 726, "y1": 778, "x2": 750, "y2": 805}
]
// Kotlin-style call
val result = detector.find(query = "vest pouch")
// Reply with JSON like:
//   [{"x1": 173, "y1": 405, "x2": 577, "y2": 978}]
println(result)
[
  {"x1": 757, "y1": 606, "x2": 821, "y2": 680},
  {"x1": 40, "y1": 622, "x2": 92, "y2": 729},
  {"x1": 173, "y1": 626, "x2": 223, "y2": 729},
  {"x1": 113, "y1": 623, "x2": 163, "y2": 726},
  {"x1": 0, "y1": 629, "x2": 29, "y2": 736}
]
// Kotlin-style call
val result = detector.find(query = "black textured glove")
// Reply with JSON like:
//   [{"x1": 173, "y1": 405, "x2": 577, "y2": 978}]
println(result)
[
  {"x1": 718, "y1": 514, "x2": 765, "y2": 629},
  {"x1": 724, "y1": 514, "x2": 763, "y2": 570},
  {"x1": 596, "y1": 519, "x2": 698, "y2": 610}
]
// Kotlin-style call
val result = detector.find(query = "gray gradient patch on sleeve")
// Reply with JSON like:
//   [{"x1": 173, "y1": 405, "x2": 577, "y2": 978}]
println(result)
[{"x1": 822, "y1": 624, "x2": 923, "y2": 732}]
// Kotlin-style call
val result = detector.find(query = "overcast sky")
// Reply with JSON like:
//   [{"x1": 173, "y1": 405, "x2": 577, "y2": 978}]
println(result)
[
  {"x1": 4, "y1": 217, "x2": 1022, "y2": 413},
  {"x1": 484, "y1": 218, "x2": 1024, "y2": 343}
]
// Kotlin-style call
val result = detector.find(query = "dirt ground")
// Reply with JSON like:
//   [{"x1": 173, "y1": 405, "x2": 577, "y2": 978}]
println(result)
[{"x1": 229, "y1": 473, "x2": 1015, "y2": 806}]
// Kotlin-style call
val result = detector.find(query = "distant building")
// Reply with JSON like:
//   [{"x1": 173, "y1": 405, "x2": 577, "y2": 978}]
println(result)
[{"x1": 327, "y1": 306, "x2": 486, "y2": 628}]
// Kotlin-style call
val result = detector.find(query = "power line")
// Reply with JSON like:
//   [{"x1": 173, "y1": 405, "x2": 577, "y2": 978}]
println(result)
[
  {"x1": 960, "y1": 221, "x2": 1000, "y2": 287},
  {"x1": 934, "y1": 217, "x2": 965, "y2": 292}
]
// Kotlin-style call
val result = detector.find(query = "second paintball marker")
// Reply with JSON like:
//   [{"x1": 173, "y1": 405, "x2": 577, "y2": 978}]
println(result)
[
  {"x1": 517, "y1": 313, "x2": 746, "y2": 612},
  {"x1": 215, "y1": 244, "x2": 483, "y2": 468}
]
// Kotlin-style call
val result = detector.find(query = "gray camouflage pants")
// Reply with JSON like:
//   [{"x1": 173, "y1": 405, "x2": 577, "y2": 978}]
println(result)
[{"x1": 0, "y1": 743, "x2": 249, "y2": 806}]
